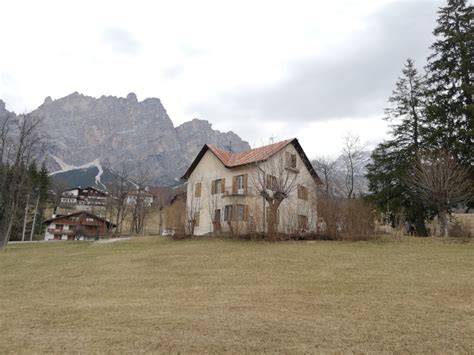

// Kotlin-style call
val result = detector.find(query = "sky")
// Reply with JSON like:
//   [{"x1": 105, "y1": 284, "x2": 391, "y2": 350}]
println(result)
[{"x1": 0, "y1": 0, "x2": 442, "y2": 158}]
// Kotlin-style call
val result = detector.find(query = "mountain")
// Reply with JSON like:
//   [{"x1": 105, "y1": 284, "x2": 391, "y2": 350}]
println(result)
[
  {"x1": 25, "y1": 92, "x2": 250, "y2": 186},
  {"x1": 311, "y1": 151, "x2": 371, "y2": 197}
]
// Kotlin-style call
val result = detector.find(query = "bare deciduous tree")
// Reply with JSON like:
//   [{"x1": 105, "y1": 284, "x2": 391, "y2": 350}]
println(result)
[
  {"x1": 186, "y1": 179, "x2": 202, "y2": 237},
  {"x1": 129, "y1": 163, "x2": 152, "y2": 235},
  {"x1": 313, "y1": 156, "x2": 337, "y2": 196},
  {"x1": 251, "y1": 152, "x2": 299, "y2": 241},
  {"x1": 342, "y1": 133, "x2": 365, "y2": 199},
  {"x1": 107, "y1": 163, "x2": 132, "y2": 237},
  {"x1": 409, "y1": 151, "x2": 473, "y2": 237}
]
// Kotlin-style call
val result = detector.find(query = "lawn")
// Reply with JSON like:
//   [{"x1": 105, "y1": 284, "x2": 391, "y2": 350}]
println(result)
[{"x1": 0, "y1": 237, "x2": 472, "y2": 353}]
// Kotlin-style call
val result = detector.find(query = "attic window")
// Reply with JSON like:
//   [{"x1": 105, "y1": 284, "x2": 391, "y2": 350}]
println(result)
[{"x1": 286, "y1": 152, "x2": 297, "y2": 168}]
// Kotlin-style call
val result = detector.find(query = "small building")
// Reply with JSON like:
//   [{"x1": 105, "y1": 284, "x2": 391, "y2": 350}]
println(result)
[
  {"x1": 43, "y1": 211, "x2": 115, "y2": 241},
  {"x1": 60, "y1": 186, "x2": 107, "y2": 209}
]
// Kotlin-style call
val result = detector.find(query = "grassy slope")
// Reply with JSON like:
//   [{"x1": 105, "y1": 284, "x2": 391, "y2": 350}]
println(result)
[{"x1": 0, "y1": 237, "x2": 472, "y2": 353}]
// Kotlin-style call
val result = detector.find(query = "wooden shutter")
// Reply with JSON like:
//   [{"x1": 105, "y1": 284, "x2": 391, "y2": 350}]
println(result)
[
  {"x1": 211, "y1": 180, "x2": 216, "y2": 195},
  {"x1": 244, "y1": 205, "x2": 249, "y2": 221},
  {"x1": 243, "y1": 174, "x2": 248, "y2": 194},
  {"x1": 221, "y1": 178, "x2": 225, "y2": 193},
  {"x1": 232, "y1": 176, "x2": 237, "y2": 194}
]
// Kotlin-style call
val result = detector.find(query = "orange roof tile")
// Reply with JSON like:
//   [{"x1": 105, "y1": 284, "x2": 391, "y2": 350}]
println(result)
[
  {"x1": 181, "y1": 138, "x2": 322, "y2": 185},
  {"x1": 207, "y1": 139, "x2": 294, "y2": 167}
]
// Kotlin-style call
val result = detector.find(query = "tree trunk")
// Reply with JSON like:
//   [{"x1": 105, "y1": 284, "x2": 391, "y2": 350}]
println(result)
[{"x1": 439, "y1": 212, "x2": 448, "y2": 237}]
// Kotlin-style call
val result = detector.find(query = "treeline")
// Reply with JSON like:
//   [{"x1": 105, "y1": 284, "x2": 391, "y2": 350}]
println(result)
[
  {"x1": 0, "y1": 113, "x2": 50, "y2": 250},
  {"x1": 366, "y1": 0, "x2": 473, "y2": 236}
]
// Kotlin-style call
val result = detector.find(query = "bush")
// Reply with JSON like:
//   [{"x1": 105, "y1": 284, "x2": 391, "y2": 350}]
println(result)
[
  {"x1": 449, "y1": 220, "x2": 471, "y2": 240},
  {"x1": 317, "y1": 196, "x2": 376, "y2": 241}
]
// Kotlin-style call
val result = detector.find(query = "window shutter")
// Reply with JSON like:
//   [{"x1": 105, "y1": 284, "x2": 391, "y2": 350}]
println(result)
[
  {"x1": 243, "y1": 174, "x2": 248, "y2": 194},
  {"x1": 211, "y1": 180, "x2": 216, "y2": 195},
  {"x1": 221, "y1": 178, "x2": 225, "y2": 193},
  {"x1": 244, "y1": 205, "x2": 249, "y2": 221},
  {"x1": 232, "y1": 176, "x2": 237, "y2": 194}
]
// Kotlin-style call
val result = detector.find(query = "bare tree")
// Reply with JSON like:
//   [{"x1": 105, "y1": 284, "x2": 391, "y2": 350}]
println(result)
[
  {"x1": 129, "y1": 163, "x2": 152, "y2": 235},
  {"x1": 0, "y1": 114, "x2": 44, "y2": 250},
  {"x1": 107, "y1": 163, "x2": 132, "y2": 237},
  {"x1": 313, "y1": 156, "x2": 337, "y2": 196},
  {"x1": 251, "y1": 152, "x2": 299, "y2": 241},
  {"x1": 409, "y1": 151, "x2": 473, "y2": 237},
  {"x1": 186, "y1": 179, "x2": 202, "y2": 237},
  {"x1": 341, "y1": 133, "x2": 365, "y2": 199},
  {"x1": 207, "y1": 178, "x2": 221, "y2": 235}
]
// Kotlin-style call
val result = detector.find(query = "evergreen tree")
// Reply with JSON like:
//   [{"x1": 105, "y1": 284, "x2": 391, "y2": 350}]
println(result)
[
  {"x1": 425, "y1": 0, "x2": 473, "y2": 168},
  {"x1": 366, "y1": 59, "x2": 431, "y2": 235}
]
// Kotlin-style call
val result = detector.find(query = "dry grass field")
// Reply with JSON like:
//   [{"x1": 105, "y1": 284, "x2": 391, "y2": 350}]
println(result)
[{"x1": 0, "y1": 237, "x2": 472, "y2": 353}]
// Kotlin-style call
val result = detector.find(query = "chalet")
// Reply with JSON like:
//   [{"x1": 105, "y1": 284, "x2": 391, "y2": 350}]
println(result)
[
  {"x1": 181, "y1": 138, "x2": 322, "y2": 236},
  {"x1": 43, "y1": 211, "x2": 115, "y2": 241},
  {"x1": 60, "y1": 186, "x2": 107, "y2": 209}
]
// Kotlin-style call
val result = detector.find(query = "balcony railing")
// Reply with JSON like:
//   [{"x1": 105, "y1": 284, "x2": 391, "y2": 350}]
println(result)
[
  {"x1": 47, "y1": 228, "x2": 74, "y2": 234},
  {"x1": 221, "y1": 187, "x2": 250, "y2": 197}
]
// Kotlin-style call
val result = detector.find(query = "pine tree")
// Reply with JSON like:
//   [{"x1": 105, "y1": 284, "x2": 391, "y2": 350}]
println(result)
[
  {"x1": 366, "y1": 59, "x2": 431, "y2": 235},
  {"x1": 425, "y1": 0, "x2": 473, "y2": 168}
]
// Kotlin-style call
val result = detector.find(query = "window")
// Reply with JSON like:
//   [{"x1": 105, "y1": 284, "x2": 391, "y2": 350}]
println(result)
[
  {"x1": 266, "y1": 174, "x2": 277, "y2": 190},
  {"x1": 212, "y1": 179, "x2": 225, "y2": 194},
  {"x1": 85, "y1": 217, "x2": 95, "y2": 222},
  {"x1": 286, "y1": 152, "x2": 297, "y2": 169},
  {"x1": 291, "y1": 154, "x2": 297, "y2": 168},
  {"x1": 224, "y1": 205, "x2": 233, "y2": 221},
  {"x1": 236, "y1": 175, "x2": 244, "y2": 189},
  {"x1": 235, "y1": 205, "x2": 245, "y2": 221},
  {"x1": 194, "y1": 212, "x2": 200, "y2": 227},
  {"x1": 297, "y1": 185, "x2": 308, "y2": 200},
  {"x1": 298, "y1": 215, "x2": 308, "y2": 230},
  {"x1": 233, "y1": 174, "x2": 247, "y2": 194},
  {"x1": 194, "y1": 182, "x2": 202, "y2": 197}
]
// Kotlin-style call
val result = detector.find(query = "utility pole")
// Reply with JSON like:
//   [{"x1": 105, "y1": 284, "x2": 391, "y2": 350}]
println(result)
[
  {"x1": 21, "y1": 194, "x2": 30, "y2": 242},
  {"x1": 29, "y1": 192, "x2": 40, "y2": 241}
]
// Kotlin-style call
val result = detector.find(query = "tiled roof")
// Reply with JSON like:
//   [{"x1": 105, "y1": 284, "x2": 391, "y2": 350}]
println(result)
[
  {"x1": 207, "y1": 139, "x2": 294, "y2": 167},
  {"x1": 181, "y1": 138, "x2": 322, "y2": 185}
]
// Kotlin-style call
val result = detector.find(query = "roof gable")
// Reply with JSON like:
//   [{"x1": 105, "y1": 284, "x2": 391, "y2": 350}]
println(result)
[
  {"x1": 43, "y1": 211, "x2": 115, "y2": 226},
  {"x1": 182, "y1": 138, "x2": 322, "y2": 184}
]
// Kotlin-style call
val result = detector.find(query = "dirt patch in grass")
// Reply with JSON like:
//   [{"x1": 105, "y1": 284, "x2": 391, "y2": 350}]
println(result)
[{"x1": 0, "y1": 236, "x2": 472, "y2": 353}]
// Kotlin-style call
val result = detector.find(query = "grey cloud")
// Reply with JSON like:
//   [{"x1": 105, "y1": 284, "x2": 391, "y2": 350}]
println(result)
[
  {"x1": 189, "y1": 1, "x2": 441, "y2": 123},
  {"x1": 102, "y1": 28, "x2": 141, "y2": 55}
]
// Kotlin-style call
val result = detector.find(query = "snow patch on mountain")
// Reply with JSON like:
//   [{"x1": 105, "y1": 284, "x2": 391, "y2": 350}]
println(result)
[{"x1": 50, "y1": 155, "x2": 105, "y2": 188}]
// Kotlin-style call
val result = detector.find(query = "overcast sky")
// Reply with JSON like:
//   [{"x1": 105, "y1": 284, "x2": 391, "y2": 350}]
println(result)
[{"x1": 0, "y1": 0, "x2": 441, "y2": 157}]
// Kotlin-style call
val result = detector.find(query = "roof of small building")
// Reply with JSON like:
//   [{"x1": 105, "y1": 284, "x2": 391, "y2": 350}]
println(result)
[
  {"x1": 181, "y1": 138, "x2": 322, "y2": 184},
  {"x1": 43, "y1": 211, "x2": 116, "y2": 227}
]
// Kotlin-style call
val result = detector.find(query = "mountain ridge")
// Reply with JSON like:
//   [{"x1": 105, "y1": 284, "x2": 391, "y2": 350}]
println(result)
[{"x1": 0, "y1": 93, "x2": 250, "y2": 186}]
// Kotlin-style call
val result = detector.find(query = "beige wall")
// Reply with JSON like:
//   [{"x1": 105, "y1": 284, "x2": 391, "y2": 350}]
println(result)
[{"x1": 186, "y1": 143, "x2": 319, "y2": 236}]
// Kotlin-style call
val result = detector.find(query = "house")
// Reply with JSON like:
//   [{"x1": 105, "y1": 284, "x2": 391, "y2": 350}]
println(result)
[
  {"x1": 125, "y1": 188, "x2": 154, "y2": 207},
  {"x1": 43, "y1": 211, "x2": 115, "y2": 241},
  {"x1": 181, "y1": 138, "x2": 322, "y2": 236},
  {"x1": 60, "y1": 186, "x2": 107, "y2": 209}
]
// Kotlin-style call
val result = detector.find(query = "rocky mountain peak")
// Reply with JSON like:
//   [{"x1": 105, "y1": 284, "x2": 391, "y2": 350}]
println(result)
[{"x1": 23, "y1": 92, "x2": 249, "y2": 185}]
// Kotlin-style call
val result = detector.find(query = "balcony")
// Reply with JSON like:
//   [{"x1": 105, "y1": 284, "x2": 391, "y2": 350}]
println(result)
[
  {"x1": 47, "y1": 228, "x2": 74, "y2": 235},
  {"x1": 221, "y1": 187, "x2": 250, "y2": 197}
]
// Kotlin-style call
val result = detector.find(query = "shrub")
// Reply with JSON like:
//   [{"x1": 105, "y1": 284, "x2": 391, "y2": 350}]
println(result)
[{"x1": 317, "y1": 196, "x2": 376, "y2": 241}]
